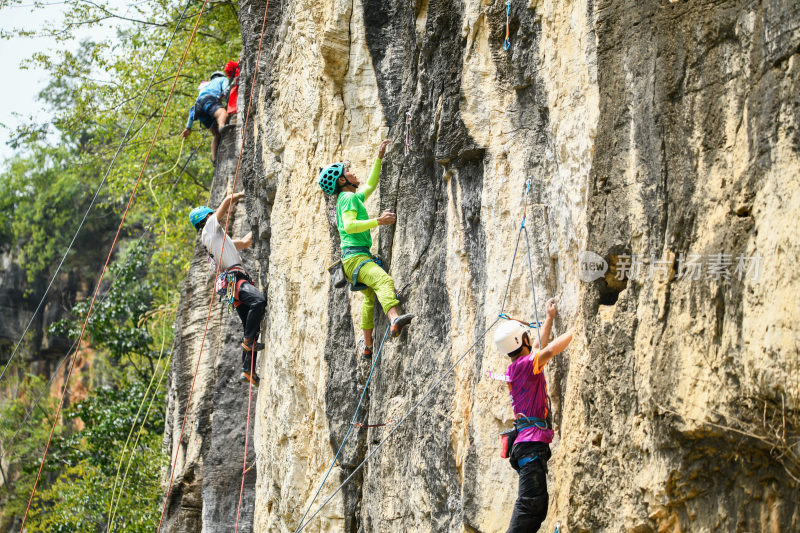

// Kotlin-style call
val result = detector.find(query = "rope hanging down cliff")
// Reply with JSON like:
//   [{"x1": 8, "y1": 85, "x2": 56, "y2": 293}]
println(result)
[
  {"x1": 0, "y1": 0, "x2": 194, "y2": 388},
  {"x1": 293, "y1": 325, "x2": 393, "y2": 532},
  {"x1": 18, "y1": 2, "x2": 213, "y2": 529},
  {"x1": 0, "y1": 142, "x2": 198, "y2": 469},
  {"x1": 156, "y1": 0, "x2": 274, "y2": 530},
  {"x1": 294, "y1": 178, "x2": 546, "y2": 532},
  {"x1": 105, "y1": 139, "x2": 188, "y2": 533}
]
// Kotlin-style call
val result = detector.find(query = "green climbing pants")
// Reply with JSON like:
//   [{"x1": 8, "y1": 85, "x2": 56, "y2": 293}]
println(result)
[{"x1": 342, "y1": 254, "x2": 400, "y2": 330}]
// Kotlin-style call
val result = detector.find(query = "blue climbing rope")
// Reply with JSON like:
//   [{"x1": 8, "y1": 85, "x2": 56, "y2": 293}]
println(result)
[
  {"x1": 294, "y1": 317, "x2": 501, "y2": 533},
  {"x1": 523, "y1": 226, "x2": 543, "y2": 349},
  {"x1": 293, "y1": 325, "x2": 392, "y2": 533}
]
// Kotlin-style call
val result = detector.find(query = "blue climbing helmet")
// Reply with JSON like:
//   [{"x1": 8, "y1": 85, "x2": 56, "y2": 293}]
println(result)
[
  {"x1": 318, "y1": 162, "x2": 345, "y2": 195},
  {"x1": 189, "y1": 206, "x2": 214, "y2": 230}
]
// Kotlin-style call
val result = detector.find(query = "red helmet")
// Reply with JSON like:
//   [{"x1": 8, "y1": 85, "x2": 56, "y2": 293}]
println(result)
[{"x1": 224, "y1": 60, "x2": 239, "y2": 77}]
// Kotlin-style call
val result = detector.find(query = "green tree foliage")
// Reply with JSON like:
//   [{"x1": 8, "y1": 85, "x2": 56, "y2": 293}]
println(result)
[
  {"x1": 0, "y1": 375, "x2": 60, "y2": 532},
  {"x1": 26, "y1": 381, "x2": 168, "y2": 533},
  {"x1": 0, "y1": 0, "x2": 241, "y2": 529}
]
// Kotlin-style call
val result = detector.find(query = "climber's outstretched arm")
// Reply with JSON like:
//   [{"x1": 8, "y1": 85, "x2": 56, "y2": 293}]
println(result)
[
  {"x1": 215, "y1": 192, "x2": 244, "y2": 225},
  {"x1": 362, "y1": 140, "x2": 390, "y2": 201},
  {"x1": 537, "y1": 329, "x2": 573, "y2": 369},
  {"x1": 533, "y1": 298, "x2": 557, "y2": 350},
  {"x1": 234, "y1": 232, "x2": 252, "y2": 250}
]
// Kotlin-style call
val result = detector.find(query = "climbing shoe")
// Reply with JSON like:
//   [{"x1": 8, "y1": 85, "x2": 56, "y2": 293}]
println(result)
[
  {"x1": 241, "y1": 340, "x2": 265, "y2": 352},
  {"x1": 358, "y1": 338, "x2": 373, "y2": 359},
  {"x1": 390, "y1": 314, "x2": 415, "y2": 337},
  {"x1": 240, "y1": 370, "x2": 260, "y2": 386}
]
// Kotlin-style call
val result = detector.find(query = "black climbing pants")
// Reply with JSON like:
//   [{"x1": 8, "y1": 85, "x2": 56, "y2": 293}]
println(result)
[
  {"x1": 235, "y1": 280, "x2": 266, "y2": 372},
  {"x1": 507, "y1": 442, "x2": 551, "y2": 533}
]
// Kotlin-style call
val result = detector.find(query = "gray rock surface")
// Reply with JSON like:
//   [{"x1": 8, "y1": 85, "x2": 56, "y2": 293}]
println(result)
[{"x1": 161, "y1": 123, "x2": 258, "y2": 533}]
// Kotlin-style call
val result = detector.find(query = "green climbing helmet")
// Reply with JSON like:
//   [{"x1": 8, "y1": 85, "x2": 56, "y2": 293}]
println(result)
[
  {"x1": 189, "y1": 206, "x2": 214, "y2": 229},
  {"x1": 318, "y1": 162, "x2": 345, "y2": 195}
]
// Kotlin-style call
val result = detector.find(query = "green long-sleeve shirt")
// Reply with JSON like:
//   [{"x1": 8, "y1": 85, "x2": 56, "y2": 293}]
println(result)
[{"x1": 336, "y1": 158, "x2": 382, "y2": 257}]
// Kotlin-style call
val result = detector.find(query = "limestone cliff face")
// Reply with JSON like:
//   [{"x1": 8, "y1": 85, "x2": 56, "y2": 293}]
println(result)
[
  {"x1": 164, "y1": 0, "x2": 799, "y2": 531},
  {"x1": 161, "y1": 125, "x2": 258, "y2": 532}
]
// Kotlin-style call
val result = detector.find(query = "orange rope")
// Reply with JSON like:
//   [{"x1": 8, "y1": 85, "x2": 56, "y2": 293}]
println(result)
[
  {"x1": 18, "y1": 2, "x2": 211, "y2": 530},
  {"x1": 235, "y1": 343, "x2": 257, "y2": 533},
  {"x1": 157, "y1": 0, "x2": 273, "y2": 530},
  {"x1": 233, "y1": 1, "x2": 271, "y2": 529}
]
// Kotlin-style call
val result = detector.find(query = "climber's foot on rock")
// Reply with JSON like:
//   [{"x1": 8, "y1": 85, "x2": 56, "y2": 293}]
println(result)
[
  {"x1": 240, "y1": 370, "x2": 260, "y2": 386},
  {"x1": 390, "y1": 314, "x2": 414, "y2": 337},
  {"x1": 241, "y1": 340, "x2": 265, "y2": 352},
  {"x1": 358, "y1": 338, "x2": 373, "y2": 359}
]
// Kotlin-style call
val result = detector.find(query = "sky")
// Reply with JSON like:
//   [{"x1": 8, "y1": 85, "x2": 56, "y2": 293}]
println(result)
[{"x1": 0, "y1": 0, "x2": 125, "y2": 163}]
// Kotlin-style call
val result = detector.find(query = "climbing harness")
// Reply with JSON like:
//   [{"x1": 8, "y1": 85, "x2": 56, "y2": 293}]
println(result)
[
  {"x1": 215, "y1": 265, "x2": 251, "y2": 308},
  {"x1": 351, "y1": 257, "x2": 382, "y2": 291},
  {"x1": 404, "y1": 110, "x2": 412, "y2": 154},
  {"x1": 20, "y1": 0, "x2": 212, "y2": 527},
  {"x1": 499, "y1": 415, "x2": 551, "y2": 460},
  {"x1": 504, "y1": 0, "x2": 512, "y2": 50},
  {"x1": 343, "y1": 246, "x2": 383, "y2": 292}
]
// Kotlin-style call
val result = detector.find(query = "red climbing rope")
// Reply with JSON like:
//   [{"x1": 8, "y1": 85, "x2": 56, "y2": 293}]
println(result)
[
  {"x1": 234, "y1": 344, "x2": 257, "y2": 533},
  {"x1": 157, "y1": 0, "x2": 272, "y2": 530},
  {"x1": 17, "y1": 3, "x2": 211, "y2": 531},
  {"x1": 233, "y1": 1, "x2": 271, "y2": 527}
]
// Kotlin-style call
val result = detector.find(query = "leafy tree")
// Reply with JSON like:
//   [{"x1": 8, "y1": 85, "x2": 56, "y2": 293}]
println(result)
[{"x1": 0, "y1": 0, "x2": 241, "y2": 528}]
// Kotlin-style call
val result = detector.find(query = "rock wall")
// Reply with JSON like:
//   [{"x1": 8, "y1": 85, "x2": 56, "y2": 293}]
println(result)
[
  {"x1": 165, "y1": 0, "x2": 800, "y2": 531},
  {"x1": 161, "y1": 124, "x2": 258, "y2": 533}
]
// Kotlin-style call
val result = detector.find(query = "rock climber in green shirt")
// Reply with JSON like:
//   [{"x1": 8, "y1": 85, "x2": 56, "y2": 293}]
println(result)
[{"x1": 319, "y1": 140, "x2": 414, "y2": 357}]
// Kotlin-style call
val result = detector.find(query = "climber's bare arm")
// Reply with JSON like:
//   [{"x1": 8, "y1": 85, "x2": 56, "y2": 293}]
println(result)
[
  {"x1": 234, "y1": 232, "x2": 252, "y2": 250},
  {"x1": 536, "y1": 329, "x2": 573, "y2": 369},
  {"x1": 533, "y1": 298, "x2": 557, "y2": 350},
  {"x1": 215, "y1": 192, "x2": 244, "y2": 223}
]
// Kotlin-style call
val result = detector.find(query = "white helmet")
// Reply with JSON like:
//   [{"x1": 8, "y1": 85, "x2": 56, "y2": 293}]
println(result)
[{"x1": 494, "y1": 320, "x2": 529, "y2": 355}]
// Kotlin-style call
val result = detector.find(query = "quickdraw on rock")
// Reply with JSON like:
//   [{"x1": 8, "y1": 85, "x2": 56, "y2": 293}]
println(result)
[
  {"x1": 352, "y1": 420, "x2": 394, "y2": 428},
  {"x1": 405, "y1": 111, "x2": 412, "y2": 154},
  {"x1": 498, "y1": 313, "x2": 542, "y2": 329},
  {"x1": 504, "y1": 0, "x2": 512, "y2": 50}
]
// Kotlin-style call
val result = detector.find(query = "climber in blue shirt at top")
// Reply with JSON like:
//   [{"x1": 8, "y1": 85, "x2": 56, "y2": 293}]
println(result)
[{"x1": 180, "y1": 70, "x2": 231, "y2": 163}]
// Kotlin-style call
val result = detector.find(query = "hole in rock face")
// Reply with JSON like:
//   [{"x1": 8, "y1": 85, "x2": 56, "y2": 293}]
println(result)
[
  {"x1": 597, "y1": 251, "x2": 629, "y2": 306},
  {"x1": 598, "y1": 285, "x2": 622, "y2": 306}
]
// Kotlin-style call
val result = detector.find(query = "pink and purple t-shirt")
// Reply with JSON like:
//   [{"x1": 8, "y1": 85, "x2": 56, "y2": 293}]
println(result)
[{"x1": 506, "y1": 352, "x2": 553, "y2": 444}]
